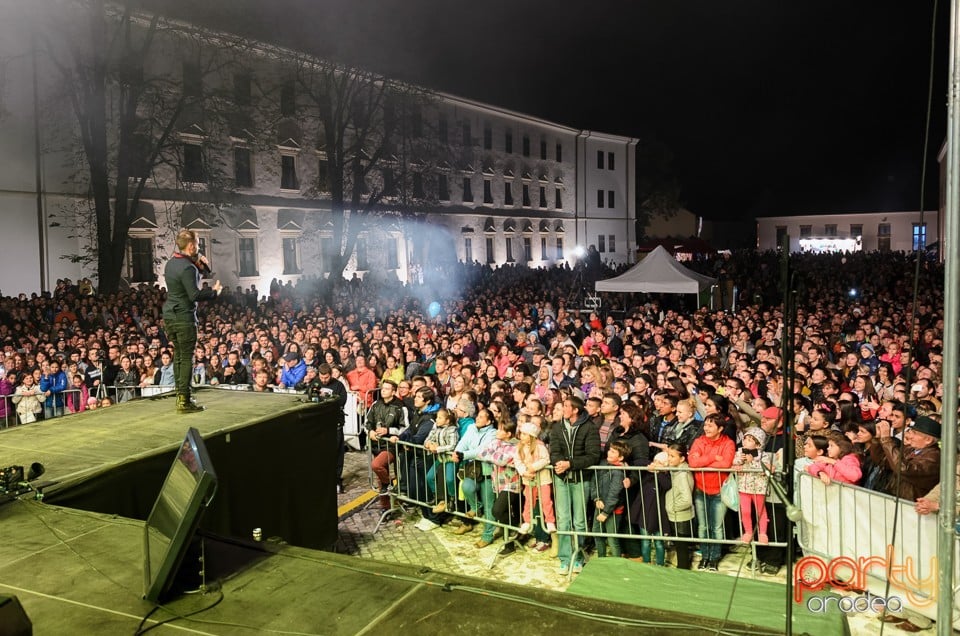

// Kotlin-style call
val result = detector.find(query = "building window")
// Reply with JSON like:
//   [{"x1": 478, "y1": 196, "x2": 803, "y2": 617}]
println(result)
[
  {"x1": 182, "y1": 62, "x2": 201, "y2": 98},
  {"x1": 850, "y1": 224, "x2": 863, "y2": 238},
  {"x1": 387, "y1": 238, "x2": 399, "y2": 269},
  {"x1": 597, "y1": 150, "x2": 604, "y2": 169},
  {"x1": 234, "y1": 147, "x2": 252, "y2": 187},
  {"x1": 522, "y1": 184, "x2": 531, "y2": 207},
  {"x1": 608, "y1": 234, "x2": 616, "y2": 253},
  {"x1": 280, "y1": 154, "x2": 299, "y2": 190},
  {"x1": 280, "y1": 80, "x2": 296, "y2": 117},
  {"x1": 483, "y1": 125, "x2": 492, "y2": 150},
  {"x1": 540, "y1": 138, "x2": 547, "y2": 160},
  {"x1": 233, "y1": 72, "x2": 251, "y2": 106},
  {"x1": 878, "y1": 223, "x2": 891, "y2": 252},
  {"x1": 607, "y1": 190, "x2": 615, "y2": 209},
  {"x1": 912, "y1": 223, "x2": 927, "y2": 251},
  {"x1": 824, "y1": 224, "x2": 837, "y2": 236},
  {"x1": 483, "y1": 179, "x2": 493, "y2": 204},
  {"x1": 556, "y1": 142, "x2": 562, "y2": 162},
  {"x1": 799, "y1": 225, "x2": 812, "y2": 239},
  {"x1": 196, "y1": 235, "x2": 209, "y2": 260},
  {"x1": 438, "y1": 116, "x2": 447, "y2": 144},
  {"x1": 438, "y1": 174, "x2": 449, "y2": 201},
  {"x1": 608, "y1": 152, "x2": 615, "y2": 170},
  {"x1": 540, "y1": 237, "x2": 548, "y2": 260},
  {"x1": 356, "y1": 238, "x2": 369, "y2": 270},
  {"x1": 320, "y1": 237, "x2": 334, "y2": 274},
  {"x1": 504, "y1": 181, "x2": 513, "y2": 206},
  {"x1": 282, "y1": 236, "x2": 300, "y2": 274},
  {"x1": 464, "y1": 237, "x2": 473, "y2": 263},
  {"x1": 597, "y1": 189, "x2": 604, "y2": 208},
  {"x1": 505, "y1": 239, "x2": 514, "y2": 262},
  {"x1": 317, "y1": 158, "x2": 329, "y2": 192},
  {"x1": 486, "y1": 237, "x2": 495, "y2": 264},
  {"x1": 462, "y1": 122, "x2": 471, "y2": 146},
  {"x1": 182, "y1": 143, "x2": 204, "y2": 183},
  {"x1": 505, "y1": 130, "x2": 513, "y2": 153},
  {"x1": 556, "y1": 237, "x2": 563, "y2": 260},
  {"x1": 522, "y1": 135, "x2": 530, "y2": 157},
  {"x1": 128, "y1": 237, "x2": 155, "y2": 283},
  {"x1": 238, "y1": 236, "x2": 258, "y2": 277},
  {"x1": 776, "y1": 226, "x2": 787, "y2": 249},
  {"x1": 539, "y1": 186, "x2": 547, "y2": 208},
  {"x1": 523, "y1": 237, "x2": 532, "y2": 262},
  {"x1": 412, "y1": 172, "x2": 424, "y2": 198},
  {"x1": 462, "y1": 177, "x2": 473, "y2": 203},
  {"x1": 598, "y1": 235, "x2": 606, "y2": 253},
  {"x1": 555, "y1": 187, "x2": 562, "y2": 209}
]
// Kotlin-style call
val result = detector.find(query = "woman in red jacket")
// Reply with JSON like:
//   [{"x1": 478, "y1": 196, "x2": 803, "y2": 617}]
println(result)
[{"x1": 687, "y1": 413, "x2": 736, "y2": 571}]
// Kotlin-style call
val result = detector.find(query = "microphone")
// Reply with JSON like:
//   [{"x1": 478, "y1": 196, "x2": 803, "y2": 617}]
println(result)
[{"x1": 194, "y1": 255, "x2": 212, "y2": 277}]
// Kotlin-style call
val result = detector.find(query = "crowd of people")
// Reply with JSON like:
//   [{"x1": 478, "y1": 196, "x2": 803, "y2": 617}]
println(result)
[{"x1": 0, "y1": 248, "x2": 950, "y2": 575}]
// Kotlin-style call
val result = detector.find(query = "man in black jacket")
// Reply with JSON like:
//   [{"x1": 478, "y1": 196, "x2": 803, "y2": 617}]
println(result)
[
  {"x1": 367, "y1": 380, "x2": 407, "y2": 495},
  {"x1": 549, "y1": 395, "x2": 600, "y2": 573},
  {"x1": 306, "y1": 363, "x2": 348, "y2": 493},
  {"x1": 162, "y1": 229, "x2": 221, "y2": 413}
]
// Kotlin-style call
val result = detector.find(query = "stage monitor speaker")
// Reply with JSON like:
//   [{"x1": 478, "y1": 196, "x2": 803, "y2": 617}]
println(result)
[{"x1": 0, "y1": 594, "x2": 31, "y2": 636}]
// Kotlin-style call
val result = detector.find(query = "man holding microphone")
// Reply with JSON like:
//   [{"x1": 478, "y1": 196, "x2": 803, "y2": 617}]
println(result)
[{"x1": 162, "y1": 229, "x2": 222, "y2": 413}]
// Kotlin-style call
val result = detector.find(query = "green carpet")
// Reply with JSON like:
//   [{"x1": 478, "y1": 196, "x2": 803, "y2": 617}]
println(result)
[{"x1": 566, "y1": 557, "x2": 848, "y2": 636}]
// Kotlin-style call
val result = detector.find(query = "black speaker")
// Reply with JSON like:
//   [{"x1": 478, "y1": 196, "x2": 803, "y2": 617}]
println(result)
[{"x1": 0, "y1": 595, "x2": 31, "y2": 636}]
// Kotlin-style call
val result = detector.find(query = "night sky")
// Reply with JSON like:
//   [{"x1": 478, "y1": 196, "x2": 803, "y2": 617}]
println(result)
[{"x1": 150, "y1": 0, "x2": 948, "y2": 221}]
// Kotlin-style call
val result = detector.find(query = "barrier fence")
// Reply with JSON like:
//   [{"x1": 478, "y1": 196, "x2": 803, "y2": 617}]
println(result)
[
  {"x1": 367, "y1": 435, "x2": 788, "y2": 573},
  {"x1": 795, "y1": 471, "x2": 959, "y2": 627}
]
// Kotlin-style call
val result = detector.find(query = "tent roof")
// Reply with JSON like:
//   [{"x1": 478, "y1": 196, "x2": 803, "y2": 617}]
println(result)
[{"x1": 594, "y1": 245, "x2": 717, "y2": 294}]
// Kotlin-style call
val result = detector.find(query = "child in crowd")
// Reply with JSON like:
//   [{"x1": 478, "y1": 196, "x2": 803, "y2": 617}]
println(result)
[
  {"x1": 478, "y1": 419, "x2": 522, "y2": 554},
  {"x1": 426, "y1": 408, "x2": 460, "y2": 513},
  {"x1": 65, "y1": 373, "x2": 89, "y2": 414},
  {"x1": 733, "y1": 427, "x2": 770, "y2": 544},
  {"x1": 806, "y1": 433, "x2": 862, "y2": 485},
  {"x1": 514, "y1": 420, "x2": 557, "y2": 538},
  {"x1": 663, "y1": 398, "x2": 702, "y2": 452},
  {"x1": 592, "y1": 440, "x2": 631, "y2": 558},
  {"x1": 661, "y1": 444, "x2": 695, "y2": 569}
]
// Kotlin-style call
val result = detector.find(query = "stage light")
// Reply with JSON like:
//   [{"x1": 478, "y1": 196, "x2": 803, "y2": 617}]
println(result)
[
  {"x1": 572, "y1": 245, "x2": 585, "y2": 258},
  {"x1": 848, "y1": 288, "x2": 857, "y2": 297},
  {"x1": 27, "y1": 463, "x2": 44, "y2": 481}
]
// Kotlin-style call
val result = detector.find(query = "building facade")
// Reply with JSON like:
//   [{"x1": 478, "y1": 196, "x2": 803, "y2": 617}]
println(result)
[
  {"x1": 756, "y1": 211, "x2": 939, "y2": 253},
  {"x1": 0, "y1": 4, "x2": 638, "y2": 295}
]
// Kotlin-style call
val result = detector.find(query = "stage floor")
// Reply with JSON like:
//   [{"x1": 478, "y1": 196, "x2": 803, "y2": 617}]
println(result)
[{"x1": 0, "y1": 499, "x2": 780, "y2": 635}]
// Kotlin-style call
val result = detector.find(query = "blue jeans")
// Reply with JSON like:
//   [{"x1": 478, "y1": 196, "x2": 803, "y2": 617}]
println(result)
[
  {"x1": 426, "y1": 461, "x2": 456, "y2": 504},
  {"x1": 694, "y1": 491, "x2": 725, "y2": 561},
  {"x1": 592, "y1": 512, "x2": 621, "y2": 557},
  {"x1": 478, "y1": 476, "x2": 497, "y2": 541},
  {"x1": 554, "y1": 478, "x2": 591, "y2": 565},
  {"x1": 640, "y1": 530, "x2": 665, "y2": 566}
]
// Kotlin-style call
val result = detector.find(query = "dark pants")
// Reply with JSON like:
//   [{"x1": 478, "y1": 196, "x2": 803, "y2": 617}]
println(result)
[
  {"x1": 165, "y1": 318, "x2": 197, "y2": 398},
  {"x1": 336, "y1": 425, "x2": 345, "y2": 480},
  {"x1": 756, "y1": 502, "x2": 787, "y2": 568},
  {"x1": 493, "y1": 491, "x2": 522, "y2": 530},
  {"x1": 672, "y1": 519, "x2": 694, "y2": 569}
]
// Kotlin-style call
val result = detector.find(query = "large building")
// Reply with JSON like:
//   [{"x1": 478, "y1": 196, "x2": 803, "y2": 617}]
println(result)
[
  {"x1": 756, "y1": 211, "x2": 939, "y2": 253},
  {"x1": 0, "y1": 4, "x2": 638, "y2": 295}
]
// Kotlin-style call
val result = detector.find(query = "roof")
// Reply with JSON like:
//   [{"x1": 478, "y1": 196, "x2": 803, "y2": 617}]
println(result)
[{"x1": 594, "y1": 245, "x2": 717, "y2": 294}]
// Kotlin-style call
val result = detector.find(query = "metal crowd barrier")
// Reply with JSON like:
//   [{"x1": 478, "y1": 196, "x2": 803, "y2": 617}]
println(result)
[
  {"x1": 794, "y1": 471, "x2": 957, "y2": 627},
  {"x1": 363, "y1": 436, "x2": 789, "y2": 574}
]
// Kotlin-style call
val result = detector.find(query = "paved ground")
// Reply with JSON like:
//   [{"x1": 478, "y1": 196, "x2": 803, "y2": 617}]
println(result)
[{"x1": 331, "y1": 449, "x2": 908, "y2": 634}]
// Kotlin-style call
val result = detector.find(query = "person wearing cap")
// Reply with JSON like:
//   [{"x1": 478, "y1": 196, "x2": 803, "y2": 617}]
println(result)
[
  {"x1": 876, "y1": 415, "x2": 941, "y2": 501},
  {"x1": 162, "y1": 228, "x2": 222, "y2": 413},
  {"x1": 858, "y1": 343, "x2": 880, "y2": 375},
  {"x1": 278, "y1": 351, "x2": 307, "y2": 389}
]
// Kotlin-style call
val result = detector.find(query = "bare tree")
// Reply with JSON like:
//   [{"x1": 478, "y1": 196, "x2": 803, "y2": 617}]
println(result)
[
  {"x1": 635, "y1": 139, "x2": 683, "y2": 242},
  {"x1": 39, "y1": 0, "x2": 247, "y2": 291}
]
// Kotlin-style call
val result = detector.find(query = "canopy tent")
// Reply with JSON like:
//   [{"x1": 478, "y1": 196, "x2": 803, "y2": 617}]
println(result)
[{"x1": 594, "y1": 245, "x2": 717, "y2": 294}]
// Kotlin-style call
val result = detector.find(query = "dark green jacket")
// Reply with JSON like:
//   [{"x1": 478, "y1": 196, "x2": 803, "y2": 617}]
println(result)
[{"x1": 162, "y1": 253, "x2": 216, "y2": 323}]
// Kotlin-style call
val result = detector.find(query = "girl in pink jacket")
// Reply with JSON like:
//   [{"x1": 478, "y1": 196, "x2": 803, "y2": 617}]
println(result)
[{"x1": 806, "y1": 434, "x2": 862, "y2": 485}]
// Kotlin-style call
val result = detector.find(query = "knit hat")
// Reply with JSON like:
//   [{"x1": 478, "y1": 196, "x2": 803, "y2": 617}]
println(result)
[
  {"x1": 283, "y1": 352, "x2": 300, "y2": 362},
  {"x1": 743, "y1": 427, "x2": 767, "y2": 448},
  {"x1": 519, "y1": 421, "x2": 541, "y2": 438},
  {"x1": 860, "y1": 343, "x2": 875, "y2": 355}
]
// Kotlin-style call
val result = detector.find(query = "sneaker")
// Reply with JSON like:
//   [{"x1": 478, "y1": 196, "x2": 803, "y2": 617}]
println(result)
[
  {"x1": 705, "y1": 560, "x2": 719, "y2": 572},
  {"x1": 697, "y1": 559, "x2": 707, "y2": 570},
  {"x1": 518, "y1": 522, "x2": 532, "y2": 535},
  {"x1": 432, "y1": 501, "x2": 447, "y2": 514},
  {"x1": 452, "y1": 523, "x2": 474, "y2": 535},
  {"x1": 498, "y1": 543, "x2": 516, "y2": 556},
  {"x1": 760, "y1": 563, "x2": 781, "y2": 575},
  {"x1": 557, "y1": 562, "x2": 570, "y2": 574},
  {"x1": 572, "y1": 561, "x2": 584, "y2": 574},
  {"x1": 534, "y1": 541, "x2": 551, "y2": 552},
  {"x1": 740, "y1": 533, "x2": 752, "y2": 543},
  {"x1": 758, "y1": 533, "x2": 769, "y2": 545},
  {"x1": 546, "y1": 522, "x2": 557, "y2": 533}
]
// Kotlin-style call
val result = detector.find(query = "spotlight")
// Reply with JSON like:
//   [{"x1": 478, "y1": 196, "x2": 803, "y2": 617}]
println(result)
[
  {"x1": 27, "y1": 462, "x2": 45, "y2": 481},
  {"x1": 572, "y1": 245, "x2": 586, "y2": 258},
  {"x1": 848, "y1": 288, "x2": 857, "y2": 297}
]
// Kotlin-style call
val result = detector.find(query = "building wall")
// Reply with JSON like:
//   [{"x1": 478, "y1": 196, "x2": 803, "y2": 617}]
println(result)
[
  {"x1": 756, "y1": 211, "x2": 939, "y2": 253},
  {"x1": 0, "y1": 5, "x2": 637, "y2": 296}
]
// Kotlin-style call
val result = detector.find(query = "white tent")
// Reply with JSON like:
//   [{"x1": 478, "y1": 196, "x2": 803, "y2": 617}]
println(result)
[{"x1": 594, "y1": 245, "x2": 717, "y2": 294}]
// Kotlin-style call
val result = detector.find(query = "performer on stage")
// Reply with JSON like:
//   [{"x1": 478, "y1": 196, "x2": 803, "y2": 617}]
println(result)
[{"x1": 162, "y1": 229, "x2": 222, "y2": 413}]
